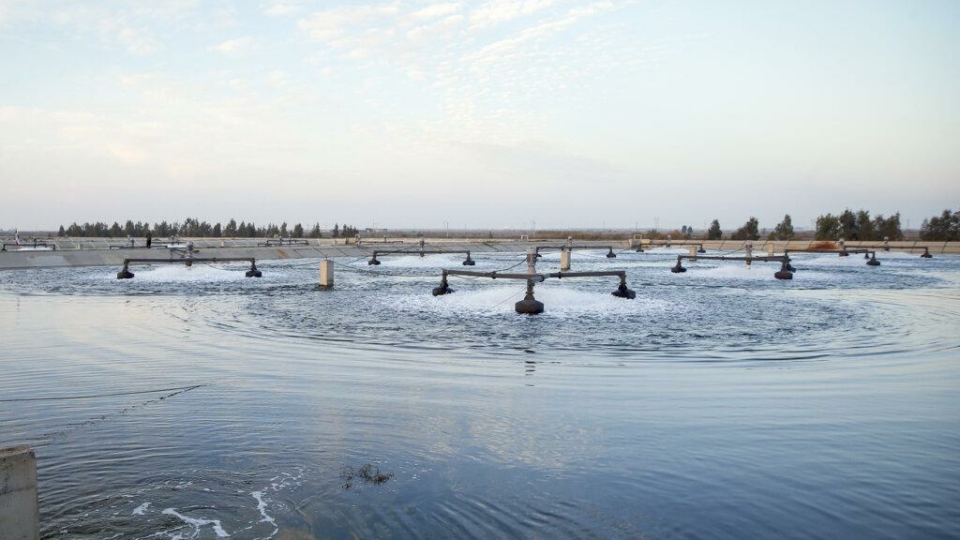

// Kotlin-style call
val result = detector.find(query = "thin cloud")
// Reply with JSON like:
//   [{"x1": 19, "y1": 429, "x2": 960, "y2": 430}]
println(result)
[
  {"x1": 411, "y1": 2, "x2": 461, "y2": 20},
  {"x1": 214, "y1": 37, "x2": 255, "y2": 55}
]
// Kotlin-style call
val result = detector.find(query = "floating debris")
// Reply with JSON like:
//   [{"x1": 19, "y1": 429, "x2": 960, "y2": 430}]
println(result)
[{"x1": 341, "y1": 464, "x2": 394, "y2": 490}]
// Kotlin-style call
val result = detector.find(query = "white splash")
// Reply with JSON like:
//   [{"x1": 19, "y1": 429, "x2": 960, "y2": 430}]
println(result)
[
  {"x1": 251, "y1": 491, "x2": 278, "y2": 534},
  {"x1": 132, "y1": 502, "x2": 151, "y2": 515},
  {"x1": 385, "y1": 284, "x2": 667, "y2": 318},
  {"x1": 161, "y1": 508, "x2": 229, "y2": 538},
  {"x1": 131, "y1": 265, "x2": 246, "y2": 283}
]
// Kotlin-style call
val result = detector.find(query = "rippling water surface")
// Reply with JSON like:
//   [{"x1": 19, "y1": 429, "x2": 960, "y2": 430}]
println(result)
[{"x1": 2, "y1": 249, "x2": 959, "y2": 539}]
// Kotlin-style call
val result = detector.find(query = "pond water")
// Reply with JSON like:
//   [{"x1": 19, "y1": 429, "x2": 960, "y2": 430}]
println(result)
[{"x1": 1, "y1": 248, "x2": 958, "y2": 540}]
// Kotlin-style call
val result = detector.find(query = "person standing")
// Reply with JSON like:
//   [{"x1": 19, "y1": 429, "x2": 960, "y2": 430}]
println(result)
[{"x1": 146, "y1": 231, "x2": 152, "y2": 249}]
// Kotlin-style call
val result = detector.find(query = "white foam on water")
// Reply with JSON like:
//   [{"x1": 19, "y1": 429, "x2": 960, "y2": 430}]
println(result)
[
  {"x1": 251, "y1": 491, "x2": 279, "y2": 536},
  {"x1": 376, "y1": 254, "x2": 470, "y2": 268},
  {"x1": 9, "y1": 246, "x2": 54, "y2": 251},
  {"x1": 129, "y1": 265, "x2": 247, "y2": 283},
  {"x1": 132, "y1": 502, "x2": 151, "y2": 515},
  {"x1": 790, "y1": 254, "x2": 870, "y2": 267},
  {"x1": 644, "y1": 247, "x2": 693, "y2": 255},
  {"x1": 161, "y1": 508, "x2": 229, "y2": 538},
  {"x1": 677, "y1": 263, "x2": 835, "y2": 282},
  {"x1": 385, "y1": 284, "x2": 667, "y2": 318}
]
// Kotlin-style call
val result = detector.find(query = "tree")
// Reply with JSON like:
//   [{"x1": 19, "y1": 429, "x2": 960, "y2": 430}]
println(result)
[
  {"x1": 838, "y1": 209, "x2": 857, "y2": 240},
  {"x1": 920, "y1": 209, "x2": 960, "y2": 241},
  {"x1": 873, "y1": 213, "x2": 903, "y2": 241},
  {"x1": 292, "y1": 223, "x2": 304, "y2": 238},
  {"x1": 109, "y1": 222, "x2": 123, "y2": 237},
  {"x1": 280, "y1": 222, "x2": 288, "y2": 237},
  {"x1": 815, "y1": 214, "x2": 840, "y2": 240},
  {"x1": 224, "y1": 219, "x2": 237, "y2": 237},
  {"x1": 730, "y1": 217, "x2": 760, "y2": 241},
  {"x1": 769, "y1": 214, "x2": 795, "y2": 240},
  {"x1": 706, "y1": 219, "x2": 722, "y2": 240},
  {"x1": 309, "y1": 223, "x2": 322, "y2": 238},
  {"x1": 212, "y1": 223, "x2": 222, "y2": 237},
  {"x1": 332, "y1": 224, "x2": 340, "y2": 238},
  {"x1": 57, "y1": 225, "x2": 66, "y2": 236},
  {"x1": 124, "y1": 220, "x2": 135, "y2": 236},
  {"x1": 856, "y1": 210, "x2": 874, "y2": 241}
]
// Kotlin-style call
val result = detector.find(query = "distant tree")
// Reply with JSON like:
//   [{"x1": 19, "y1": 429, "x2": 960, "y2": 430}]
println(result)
[
  {"x1": 57, "y1": 225, "x2": 66, "y2": 236},
  {"x1": 838, "y1": 209, "x2": 858, "y2": 240},
  {"x1": 706, "y1": 219, "x2": 722, "y2": 240},
  {"x1": 224, "y1": 219, "x2": 238, "y2": 237},
  {"x1": 815, "y1": 214, "x2": 840, "y2": 240},
  {"x1": 109, "y1": 222, "x2": 123, "y2": 237},
  {"x1": 873, "y1": 212, "x2": 903, "y2": 241},
  {"x1": 769, "y1": 214, "x2": 795, "y2": 240},
  {"x1": 730, "y1": 217, "x2": 760, "y2": 241},
  {"x1": 280, "y1": 222, "x2": 288, "y2": 237},
  {"x1": 124, "y1": 220, "x2": 135, "y2": 236},
  {"x1": 292, "y1": 223, "x2": 304, "y2": 238},
  {"x1": 856, "y1": 210, "x2": 874, "y2": 240},
  {"x1": 920, "y1": 209, "x2": 960, "y2": 241},
  {"x1": 213, "y1": 223, "x2": 222, "y2": 237},
  {"x1": 332, "y1": 224, "x2": 340, "y2": 238}
]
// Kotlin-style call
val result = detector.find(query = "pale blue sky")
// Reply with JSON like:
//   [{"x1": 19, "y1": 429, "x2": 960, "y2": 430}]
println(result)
[{"x1": 1, "y1": 0, "x2": 957, "y2": 231}]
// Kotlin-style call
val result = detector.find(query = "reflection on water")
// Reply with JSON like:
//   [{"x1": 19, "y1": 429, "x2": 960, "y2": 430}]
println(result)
[{"x1": 1, "y1": 251, "x2": 959, "y2": 539}]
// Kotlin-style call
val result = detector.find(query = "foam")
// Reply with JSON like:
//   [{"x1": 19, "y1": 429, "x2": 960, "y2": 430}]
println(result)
[
  {"x1": 384, "y1": 284, "x2": 667, "y2": 318},
  {"x1": 161, "y1": 508, "x2": 229, "y2": 538},
  {"x1": 132, "y1": 502, "x2": 150, "y2": 515},
  {"x1": 251, "y1": 491, "x2": 278, "y2": 534},
  {"x1": 376, "y1": 254, "x2": 474, "y2": 268},
  {"x1": 126, "y1": 265, "x2": 248, "y2": 283},
  {"x1": 678, "y1": 263, "x2": 833, "y2": 282}
]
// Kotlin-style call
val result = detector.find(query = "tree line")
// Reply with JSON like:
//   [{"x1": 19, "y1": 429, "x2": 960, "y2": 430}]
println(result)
[
  {"x1": 57, "y1": 219, "x2": 360, "y2": 239},
  {"x1": 701, "y1": 210, "x2": 902, "y2": 241},
  {"x1": 920, "y1": 209, "x2": 960, "y2": 241}
]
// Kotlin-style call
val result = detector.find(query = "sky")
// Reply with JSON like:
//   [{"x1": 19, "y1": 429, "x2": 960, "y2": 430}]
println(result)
[{"x1": 1, "y1": 0, "x2": 958, "y2": 232}]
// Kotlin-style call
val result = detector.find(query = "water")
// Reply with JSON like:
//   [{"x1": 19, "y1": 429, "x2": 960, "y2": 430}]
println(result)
[{"x1": 1, "y1": 249, "x2": 959, "y2": 539}]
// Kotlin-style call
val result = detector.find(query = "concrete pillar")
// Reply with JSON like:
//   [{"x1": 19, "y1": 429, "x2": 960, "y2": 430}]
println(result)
[
  {"x1": 0, "y1": 446, "x2": 39, "y2": 540},
  {"x1": 527, "y1": 247, "x2": 537, "y2": 275},
  {"x1": 560, "y1": 249, "x2": 571, "y2": 271},
  {"x1": 688, "y1": 246, "x2": 696, "y2": 258},
  {"x1": 767, "y1": 243, "x2": 774, "y2": 256},
  {"x1": 318, "y1": 260, "x2": 334, "y2": 289}
]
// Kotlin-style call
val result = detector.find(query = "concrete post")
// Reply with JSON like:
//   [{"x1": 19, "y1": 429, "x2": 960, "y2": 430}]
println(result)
[
  {"x1": 560, "y1": 249, "x2": 571, "y2": 271},
  {"x1": 688, "y1": 246, "x2": 696, "y2": 259},
  {"x1": 527, "y1": 247, "x2": 537, "y2": 275},
  {"x1": 318, "y1": 260, "x2": 334, "y2": 289},
  {"x1": 767, "y1": 243, "x2": 774, "y2": 256},
  {"x1": 0, "y1": 446, "x2": 39, "y2": 540}
]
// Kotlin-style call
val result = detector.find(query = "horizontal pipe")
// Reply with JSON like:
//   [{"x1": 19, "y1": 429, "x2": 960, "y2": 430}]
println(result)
[
  {"x1": 534, "y1": 245, "x2": 614, "y2": 252},
  {"x1": 122, "y1": 257, "x2": 255, "y2": 265},
  {"x1": 785, "y1": 248, "x2": 873, "y2": 254},
  {"x1": 678, "y1": 255, "x2": 787, "y2": 263},
  {"x1": 373, "y1": 249, "x2": 470, "y2": 256},
  {"x1": 442, "y1": 269, "x2": 625, "y2": 280}
]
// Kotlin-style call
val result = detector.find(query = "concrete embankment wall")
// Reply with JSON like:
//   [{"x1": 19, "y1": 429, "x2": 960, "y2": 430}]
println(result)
[
  {"x1": 2, "y1": 239, "x2": 958, "y2": 271},
  {"x1": 0, "y1": 240, "x2": 529, "y2": 271}
]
